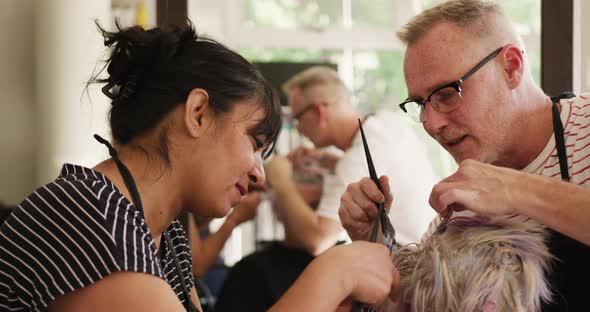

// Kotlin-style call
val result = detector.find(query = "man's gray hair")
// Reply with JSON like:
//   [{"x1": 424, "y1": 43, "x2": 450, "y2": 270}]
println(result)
[
  {"x1": 397, "y1": 0, "x2": 522, "y2": 48},
  {"x1": 393, "y1": 216, "x2": 552, "y2": 312},
  {"x1": 282, "y1": 66, "x2": 350, "y2": 108}
]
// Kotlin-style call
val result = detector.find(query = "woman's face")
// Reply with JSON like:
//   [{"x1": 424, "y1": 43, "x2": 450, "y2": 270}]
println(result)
[{"x1": 184, "y1": 99, "x2": 269, "y2": 218}]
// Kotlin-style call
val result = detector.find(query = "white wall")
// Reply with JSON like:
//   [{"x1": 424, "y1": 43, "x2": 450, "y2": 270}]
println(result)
[
  {"x1": 36, "y1": 0, "x2": 111, "y2": 185},
  {"x1": 0, "y1": 0, "x2": 37, "y2": 204},
  {"x1": 187, "y1": 0, "x2": 232, "y2": 45},
  {"x1": 0, "y1": 0, "x2": 111, "y2": 205}
]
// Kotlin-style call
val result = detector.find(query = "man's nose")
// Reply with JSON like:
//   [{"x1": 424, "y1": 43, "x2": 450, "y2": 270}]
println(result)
[{"x1": 422, "y1": 104, "x2": 449, "y2": 136}]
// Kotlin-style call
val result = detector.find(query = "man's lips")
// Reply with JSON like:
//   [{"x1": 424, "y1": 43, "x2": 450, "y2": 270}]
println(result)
[{"x1": 441, "y1": 135, "x2": 468, "y2": 149}]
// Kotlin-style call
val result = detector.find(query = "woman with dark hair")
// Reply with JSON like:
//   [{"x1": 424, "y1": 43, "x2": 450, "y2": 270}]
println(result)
[{"x1": 0, "y1": 22, "x2": 396, "y2": 311}]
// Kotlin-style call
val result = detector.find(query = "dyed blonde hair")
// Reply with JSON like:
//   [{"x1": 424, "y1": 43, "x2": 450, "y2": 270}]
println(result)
[
  {"x1": 394, "y1": 217, "x2": 552, "y2": 312},
  {"x1": 282, "y1": 66, "x2": 351, "y2": 109},
  {"x1": 397, "y1": 0, "x2": 523, "y2": 48}
]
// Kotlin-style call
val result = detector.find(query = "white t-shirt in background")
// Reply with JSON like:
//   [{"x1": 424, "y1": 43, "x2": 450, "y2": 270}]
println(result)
[{"x1": 317, "y1": 110, "x2": 439, "y2": 245}]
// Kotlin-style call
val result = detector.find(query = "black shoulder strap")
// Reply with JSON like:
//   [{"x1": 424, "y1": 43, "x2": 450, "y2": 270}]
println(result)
[
  {"x1": 0, "y1": 207, "x2": 13, "y2": 225},
  {"x1": 164, "y1": 228, "x2": 198, "y2": 311},
  {"x1": 550, "y1": 92, "x2": 576, "y2": 182},
  {"x1": 94, "y1": 135, "x2": 200, "y2": 312}
]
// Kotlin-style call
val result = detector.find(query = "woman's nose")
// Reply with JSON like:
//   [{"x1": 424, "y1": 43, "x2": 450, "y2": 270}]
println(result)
[{"x1": 248, "y1": 154, "x2": 266, "y2": 189}]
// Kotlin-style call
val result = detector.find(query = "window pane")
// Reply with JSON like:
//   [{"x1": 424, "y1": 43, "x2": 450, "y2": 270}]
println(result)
[
  {"x1": 238, "y1": 47, "x2": 339, "y2": 63},
  {"x1": 244, "y1": 0, "x2": 342, "y2": 30},
  {"x1": 496, "y1": 0, "x2": 541, "y2": 83},
  {"x1": 352, "y1": 50, "x2": 405, "y2": 113},
  {"x1": 244, "y1": 0, "x2": 398, "y2": 30},
  {"x1": 351, "y1": 0, "x2": 396, "y2": 28},
  {"x1": 497, "y1": 0, "x2": 541, "y2": 33}
]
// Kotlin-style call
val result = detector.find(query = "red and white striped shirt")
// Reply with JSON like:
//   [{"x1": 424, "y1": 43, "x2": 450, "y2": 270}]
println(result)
[
  {"x1": 523, "y1": 93, "x2": 590, "y2": 185},
  {"x1": 416, "y1": 94, "x2": 590, "y2": 311},
  {"x1": 424, "y1": 93, "x2": 590, "y2": 235}
]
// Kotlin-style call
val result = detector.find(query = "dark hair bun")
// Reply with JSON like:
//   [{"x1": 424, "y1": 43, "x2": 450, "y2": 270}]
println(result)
[
  {"x1": 87, "y1": 20, "x2": 281, "y2": 158},
  {"x1": 96, "y1": 21, "x2": 196, "y2": 104}
]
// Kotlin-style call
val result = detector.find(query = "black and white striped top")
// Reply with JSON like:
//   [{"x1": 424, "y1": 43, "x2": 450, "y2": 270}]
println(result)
[{"x1": 0, "y1": 164, "x2": 194, "y2": 311}]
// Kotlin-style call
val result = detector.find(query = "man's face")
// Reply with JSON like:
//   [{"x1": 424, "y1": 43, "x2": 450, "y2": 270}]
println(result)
[
  {"x1": 288, "y1": 88, "x2": 321, "y2": 145},
  {"x1": 403, "y1": 22, "x2": 515, "y2": 166}
]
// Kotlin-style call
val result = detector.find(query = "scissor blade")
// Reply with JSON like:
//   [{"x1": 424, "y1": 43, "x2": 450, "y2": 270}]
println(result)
[
  {"x1": 358, "y1": 119, "x2": 383, "y2": 192},
  {"x1": 354, "y1": 119, "x2": 396, "y2": 311}
]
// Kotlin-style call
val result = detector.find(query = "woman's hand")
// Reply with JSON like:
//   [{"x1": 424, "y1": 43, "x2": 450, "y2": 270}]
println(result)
[
  {"x1": 228, "y1": 192, "x2": 262, "y2": 225},
  {"x1": 318, "y1": 241, "x2": 398, "y2": 305},
  {"x1": 269, "y1": 241, "x2": 398, "y2": 312}
]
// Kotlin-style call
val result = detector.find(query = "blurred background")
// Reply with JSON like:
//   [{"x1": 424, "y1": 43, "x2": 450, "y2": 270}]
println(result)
[{"x1": 0, "y1": 0, "x2": 589, "y2": 266}]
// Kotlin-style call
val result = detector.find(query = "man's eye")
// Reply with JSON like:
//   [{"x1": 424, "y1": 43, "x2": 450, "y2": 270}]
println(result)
[{"x1": 434, "y1": 87, "x2": 457, "y2": 101}]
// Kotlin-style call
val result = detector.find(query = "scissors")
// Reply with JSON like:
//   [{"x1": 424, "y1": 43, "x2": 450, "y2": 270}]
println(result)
[
  {"x1": 351, "y1": 118, "x2": 398, "y2": 312},
  {"x1": 358, "y1": 118, "x2": 394, "y2": 244}
]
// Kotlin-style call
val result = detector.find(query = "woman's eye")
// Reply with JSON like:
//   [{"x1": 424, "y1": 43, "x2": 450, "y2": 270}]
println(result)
[{"x1": 252, "y1": 135, "x2": 264, "y2": 150}]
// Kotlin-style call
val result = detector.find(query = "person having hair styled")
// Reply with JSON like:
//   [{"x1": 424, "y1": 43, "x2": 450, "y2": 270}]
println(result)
[{"x1": 0, "y1": 21, "x2": 397, "y2": 312}]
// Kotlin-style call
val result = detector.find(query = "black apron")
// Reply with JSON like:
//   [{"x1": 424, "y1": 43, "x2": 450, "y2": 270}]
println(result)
[
  {"x1": 543, "y1": 93, "x2": 589, "y2": 312},
  {"x1": 95, "y1": 135, "x2": 200, "y2": 312}
]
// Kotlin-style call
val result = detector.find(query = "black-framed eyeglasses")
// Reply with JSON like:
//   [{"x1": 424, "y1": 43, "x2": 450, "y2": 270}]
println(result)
[
  {"x1": 290, "y1": 103, "x2": 316, "y2": 126},
  {"x1": 293, "y1": 104, "x2": 315, "y2": 120},
  {"x1": 399, "y1": 46, "x2": 504, "y2": 123}
]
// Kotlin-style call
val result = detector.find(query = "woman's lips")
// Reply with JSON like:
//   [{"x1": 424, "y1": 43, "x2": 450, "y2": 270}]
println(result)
[{"x1": 235, "y1": 184, "x2": 247, "y2": 196}]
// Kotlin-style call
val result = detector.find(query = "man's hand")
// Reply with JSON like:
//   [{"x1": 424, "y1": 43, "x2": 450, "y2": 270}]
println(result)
[
  {"x1": 288, "y1": 146, "x2": 341, "y2": 174},
  {"x1": 429, "y1": 159, "x2": 522, "y2": 218},
  {"x1": 287, "y1": 146, "x2": 320, "y2": 170},
  {"x1": 338, "y1": 176, "x2": 393, "y2": 241}
]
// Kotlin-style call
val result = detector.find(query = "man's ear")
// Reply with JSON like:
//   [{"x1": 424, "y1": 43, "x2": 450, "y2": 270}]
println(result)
[
  {"x1": 502, "y1": 45, "x2": 524, "y2": 89},
  {"x1": 316, "y1": 102, "x2": 329, "y2": 123},
  {"x1": 184, "y1": 88, "x2": 210, "y2": 138}
]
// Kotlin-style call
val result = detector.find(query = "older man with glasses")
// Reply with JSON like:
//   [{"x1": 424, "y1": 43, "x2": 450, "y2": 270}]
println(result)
[
  {"x1": 339, "y1": 0, "x2": 590, "y2": 311},
  {"x1": 264, "y1": 66, "x2": 439, "y2": 259}
]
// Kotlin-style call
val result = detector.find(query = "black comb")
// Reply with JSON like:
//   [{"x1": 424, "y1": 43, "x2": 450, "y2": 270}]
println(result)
[
  {"x1": 351, "y1": 119, "x2": 396, "y2": 312},
  {"x1": 358, "y1": 119, "x2": 389, "y2": 243}
]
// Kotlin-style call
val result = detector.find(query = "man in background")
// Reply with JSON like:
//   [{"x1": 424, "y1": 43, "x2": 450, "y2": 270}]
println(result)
[{"x1": 265, "y1": 66, "x2": 439, "y2": 255}]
